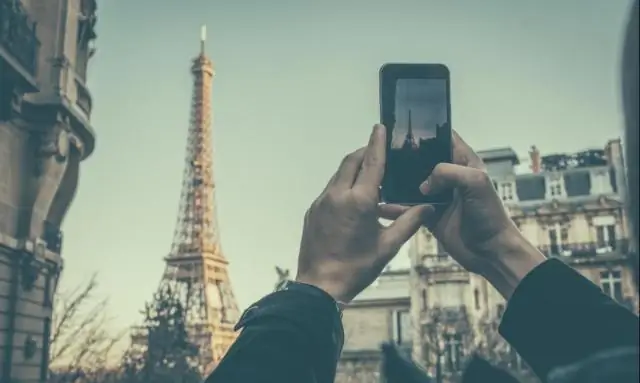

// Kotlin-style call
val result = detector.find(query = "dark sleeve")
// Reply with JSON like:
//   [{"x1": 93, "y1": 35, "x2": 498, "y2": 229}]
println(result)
[
  {"x1": 205, "y1": 289, "x2": 344, "y2": 383},
  {"x1": 499, "y1": 259, "x2": 639, "y2": 379}
]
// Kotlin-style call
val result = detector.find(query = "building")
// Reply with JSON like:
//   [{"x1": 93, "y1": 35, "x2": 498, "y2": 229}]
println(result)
[
  {"x1": 408, "y1": 139, "x2": 638, "y2": 381},
  {"x1": 0, "y1": 0, "x2": 97, "y2": 382},
  {"x1": 336, "y1": 268, "x2": 412, "y2": 383}
]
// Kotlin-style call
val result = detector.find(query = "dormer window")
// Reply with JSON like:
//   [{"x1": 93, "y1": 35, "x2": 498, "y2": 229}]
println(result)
[
  {"x1": 547, "y1": 175, "x2": 565, "y2": 199},
  {"x1": 498, "y1": 182, "x2": 515, "y2": 202}
]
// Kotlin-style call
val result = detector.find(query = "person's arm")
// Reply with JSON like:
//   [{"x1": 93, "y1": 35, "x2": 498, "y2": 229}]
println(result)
[
  {"x1": 492, "y1": 247, "x2": 639, "y2": 380},
  {"x1": 205, "y1": 286, "x2": 344, "y2": 383}
]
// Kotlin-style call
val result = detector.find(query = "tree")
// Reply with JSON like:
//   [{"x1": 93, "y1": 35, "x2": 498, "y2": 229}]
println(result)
[
  {"x1": 471, "y1": 319, "x2": 512, "y2": 369},
  {"x1": 119, "y1": 285, "x2": 201, "y2": 383},
  {"x1": 417, "y1": 308, "x2": 536, "y2": 383},
  {"x1": 49, "y1": 274, "x2": 124, "y2": 383},
  {"x1": 419, "y1": 306, "x2": 473, "y2": 383}
]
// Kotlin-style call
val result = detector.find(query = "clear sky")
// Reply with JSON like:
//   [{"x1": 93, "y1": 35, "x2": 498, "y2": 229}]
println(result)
[{"x1": 59, "y1": 0, "x2": 634, "y2": 337}]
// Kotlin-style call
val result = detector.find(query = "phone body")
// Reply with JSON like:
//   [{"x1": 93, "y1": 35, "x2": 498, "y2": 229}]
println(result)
[{"x1": 379, "y1": 63, "x2": 453, "y2": 205}]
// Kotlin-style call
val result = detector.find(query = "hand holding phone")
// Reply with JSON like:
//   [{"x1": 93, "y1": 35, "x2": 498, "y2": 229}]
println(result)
[{"x1": 379, "y1": 63, "x2": 453, "y2": 205}]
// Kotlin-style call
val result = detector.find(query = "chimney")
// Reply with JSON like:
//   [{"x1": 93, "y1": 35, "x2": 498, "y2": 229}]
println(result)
[
  {"x1": 605, "y1": 138, "x2": 622, "y2": 165},
  {"x1": 530, "y1": 145, "x2": 541, "y2": 173}
]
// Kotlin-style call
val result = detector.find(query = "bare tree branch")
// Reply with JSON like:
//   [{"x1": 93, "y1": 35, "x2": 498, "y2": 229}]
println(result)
[{"x1": 49, "y1": 273, "x2": 125, "y2": 382}]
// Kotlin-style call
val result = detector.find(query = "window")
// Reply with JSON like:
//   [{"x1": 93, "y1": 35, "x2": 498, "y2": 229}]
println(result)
[
  {"x1": 76, "y1": 0, "x2": 97, "y2": 81},
  {"x1": 498, "y1": 182, "x2": 515, "y2": 202},
  {"x1": 547, "y1": 177, "x2": 564, "y2": 198},
  {"x1": 473, "y1": 288, "x2": 480, "y2": 310},
  {"x1": 593, "y1": 216, "x2": 617, "y2": 252},
  {"x1": 392, "y1": 310, "x2": 412, "y2": 345},
  {"x1": 496, "y1": 304, "x2": 505, "y2": 318},
  {"x1": 600, "y1": 271, "x2": 624, "y2": 302},
  {"x1": 443, "y1": 333, "x2": 464, "y2": 372},
  {"x1": 421, "y1": 289, "x2": 427, "y2": 310},
  {"x1": 595, "y1": 225, "x2": 616, "y2": 251},
  {"x1": 548, "y1": 224, "x2": 570, "y2": 255},
  {"x1": 43, "y1": 273, "x2": 53, "y2": 308}
]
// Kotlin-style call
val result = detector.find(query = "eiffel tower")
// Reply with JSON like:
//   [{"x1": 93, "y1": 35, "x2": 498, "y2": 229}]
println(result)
[{"x1": 135, "y1": 26, "x2": 240, "y2": 373}]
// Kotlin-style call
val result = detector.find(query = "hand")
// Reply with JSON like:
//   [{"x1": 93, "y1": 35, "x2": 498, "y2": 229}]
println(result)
[
  {"x1": 379, "y1": 131, "x2": 544, "y2": 282},
  {"x1": 296, "y1": 125, "x2": 430, "y2": 303}
]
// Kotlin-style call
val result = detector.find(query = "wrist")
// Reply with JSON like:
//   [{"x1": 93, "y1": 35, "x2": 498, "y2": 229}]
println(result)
[
  {"x1": 295, "y1": 274, "x2": 351, "y2": 304},
  {"x1": 478, "y1": 232, "x2": 547, "y2": 300}
]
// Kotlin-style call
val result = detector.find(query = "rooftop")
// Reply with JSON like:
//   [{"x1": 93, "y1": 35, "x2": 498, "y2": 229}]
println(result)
[
  {"x1": 354, "y1": 268, "x2": 410, "y2": 302},
  {"x1": 478, "y1": 147, "x2": 520, "y2": 164},
  {"x1": 486, "y1": 141, "x2": 624, "y2": 206}
]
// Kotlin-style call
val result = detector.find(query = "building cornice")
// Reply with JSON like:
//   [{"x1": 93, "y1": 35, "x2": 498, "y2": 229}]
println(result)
[{"x1": 347, "y1": 297, "x2": 410, "y2": 309}]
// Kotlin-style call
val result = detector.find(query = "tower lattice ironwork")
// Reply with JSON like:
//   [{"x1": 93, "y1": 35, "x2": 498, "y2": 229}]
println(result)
[{"x1": 154, "y1": 25, "x2": 239, "y2": 372}]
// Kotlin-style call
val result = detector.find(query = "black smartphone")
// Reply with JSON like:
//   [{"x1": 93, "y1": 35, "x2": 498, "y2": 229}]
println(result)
[{"x1": 379, "y1": 63, "x2": 453, "y2": 205}]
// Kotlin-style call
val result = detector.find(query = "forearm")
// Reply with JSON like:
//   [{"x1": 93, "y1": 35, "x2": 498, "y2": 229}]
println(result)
[{"x1": 479, "y1": 233, "x2": 547, "y2": 300}]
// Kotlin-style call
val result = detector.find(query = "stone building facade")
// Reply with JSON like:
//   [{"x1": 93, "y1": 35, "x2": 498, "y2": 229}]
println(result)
[
  {"x1": 0, "y1": 0, "x2": 97, "y2": 382},
  {"x1": 336, "y1": 269, "x2": 412, "y2": 383},
  {"x1": 408, "y1": 140, "x2": 638, "y2": 381}
]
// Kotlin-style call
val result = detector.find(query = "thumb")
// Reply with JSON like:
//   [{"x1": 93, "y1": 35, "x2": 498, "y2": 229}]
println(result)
[{"x1": 379, "y1": 205, "x2": 433, "y2": 260}]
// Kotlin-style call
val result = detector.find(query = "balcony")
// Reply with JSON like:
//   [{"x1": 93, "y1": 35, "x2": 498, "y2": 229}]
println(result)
[
  {"x1": 0, "y1": 0, "x2": 39, "y2": 83},
  {"x1": 423, "y1": 305, "x2": 469, "y2": 326},
  {"x1": 539, "y1": 239, "x2": 630, "y2": 260},
  {"x1": 42, "y1": 221, "x2": 63, "y2": 254}
]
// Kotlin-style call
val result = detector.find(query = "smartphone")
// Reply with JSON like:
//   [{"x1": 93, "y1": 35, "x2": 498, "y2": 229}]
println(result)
[{"x1": 379, "y1": 63, "x2": 453, "y2": 205}]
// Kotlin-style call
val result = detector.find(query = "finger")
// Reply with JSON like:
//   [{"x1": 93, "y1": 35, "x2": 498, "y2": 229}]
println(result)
[
  {"x1": 379, "y1": 205, "x2": 433, "y2": 260},
  {"x1": 452, "y1": 130, "x2": 484, "y2": 170},
  {"x1": 377, "y1": 203, "x2": 410, "y2": 221},
  {"x1": 354, "y1": 124, "x2": 386, "y2": 189},
  {"x1": 419, "y1": 163, "x2": 489, "y2": 195},
  {"x1": 332, "y1": 147, "x2": 366, "y2": 189},
  {"x1": 319, "y1": 171, "x2": 338, "y2": 196}
]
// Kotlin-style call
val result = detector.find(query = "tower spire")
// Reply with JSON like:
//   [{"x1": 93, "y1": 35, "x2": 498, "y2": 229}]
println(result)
[{"x1": 200, "y1": 24, "x2": 206, "y2": 55}]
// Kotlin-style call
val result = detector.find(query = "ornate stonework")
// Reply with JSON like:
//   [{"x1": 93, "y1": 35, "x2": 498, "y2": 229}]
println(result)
[{"x1": 0, "y1": 1, "x2": 97, "y2": 382}]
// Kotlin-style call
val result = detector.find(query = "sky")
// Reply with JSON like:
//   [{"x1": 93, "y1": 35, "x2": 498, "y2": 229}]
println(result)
[
  {"x1": 59, "y1": 0, "x2": 635, "y2": 338},
  {"x1": 392, "y1": 78, "x2": 447, "y2": 147}
]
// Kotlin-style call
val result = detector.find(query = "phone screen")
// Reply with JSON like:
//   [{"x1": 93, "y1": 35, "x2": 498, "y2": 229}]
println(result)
[{"x1": 380, "y1": 64, "x2": 453, "y2": 205}]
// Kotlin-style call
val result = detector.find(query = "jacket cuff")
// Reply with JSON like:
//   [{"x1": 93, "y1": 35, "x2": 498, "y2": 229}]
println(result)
[{"x1": 235, "y1": 289, "x2": 344, "y2": 359}]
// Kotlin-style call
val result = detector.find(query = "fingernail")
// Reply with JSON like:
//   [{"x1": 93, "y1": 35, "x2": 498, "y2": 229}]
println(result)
[{"x1": 419, "y1": 180, "x2": 430, "y2": 195}]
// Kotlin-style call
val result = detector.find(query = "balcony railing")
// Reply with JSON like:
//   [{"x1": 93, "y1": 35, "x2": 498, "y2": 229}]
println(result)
[
  {"x1": 42, "y1": 221, "x2": 63, "y2": 254},
  {"x1": 419, "y1": 240, "x2": 630, "y2": 268},
  {"x1": 0, "y1": 0, "x2": 39, "y2": 76},
  {"x1": 424, "y1": 305, "x2": 468, "y2": 325},
  {"x1": 539, "y1": 240, "x2": 629, "y2": 259}
]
